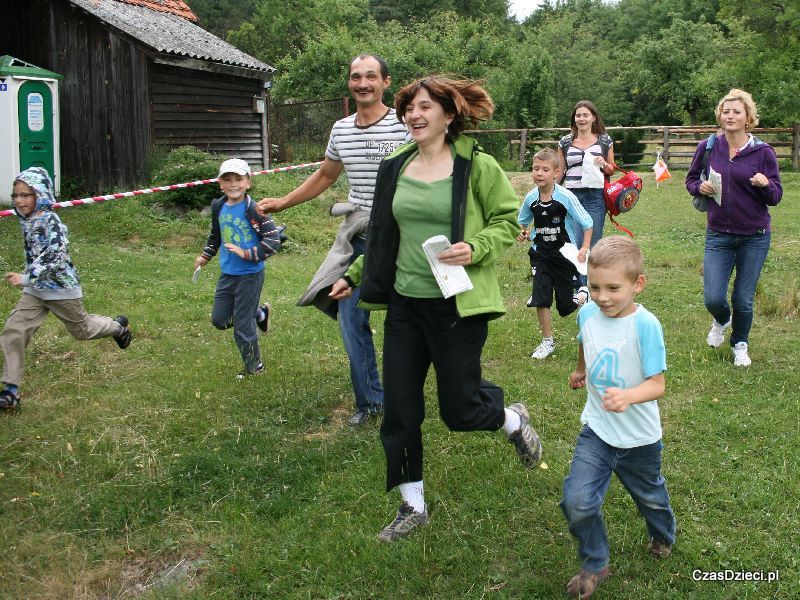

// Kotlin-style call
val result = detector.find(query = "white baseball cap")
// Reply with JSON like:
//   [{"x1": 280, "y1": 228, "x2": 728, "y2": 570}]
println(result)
[{"x1": 217, "y1": 158, "x2": 251, "y2": 178}]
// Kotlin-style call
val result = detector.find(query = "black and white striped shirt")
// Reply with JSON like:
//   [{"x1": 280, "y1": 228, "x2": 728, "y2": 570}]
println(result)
[{"x1": 325, "y1": 108, "x2": 409, "y2": 210}]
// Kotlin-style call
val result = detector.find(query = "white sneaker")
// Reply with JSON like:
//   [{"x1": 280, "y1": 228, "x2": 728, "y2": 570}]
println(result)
[
  {"x1": 706, "y1": 319, "x2": 731, "y2": 348},
  {"x1": 531, "y1": 338, "x2": 555, "y2": 359},
  {"x1": 573, "y1": 286, "x2": 590, "y2": 306},
  {"x1": 732, "y1": 342, "x2": 751, "y2": 367}
]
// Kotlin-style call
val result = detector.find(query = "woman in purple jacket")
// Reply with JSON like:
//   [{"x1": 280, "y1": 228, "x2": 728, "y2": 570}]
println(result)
[{"x1": 686, "y1": 89, "x2": 782, "y2": 367}]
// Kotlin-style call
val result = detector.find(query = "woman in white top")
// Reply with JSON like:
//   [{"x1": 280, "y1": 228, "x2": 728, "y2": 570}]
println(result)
[{"x1": 557, "y1": 100, "x2": 615, "y2": 249}]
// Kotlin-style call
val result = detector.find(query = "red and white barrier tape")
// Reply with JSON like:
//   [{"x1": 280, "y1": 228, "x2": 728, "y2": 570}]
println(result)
[{"x1": 0, "y1": 161, "x2": 322, "y2": 219}]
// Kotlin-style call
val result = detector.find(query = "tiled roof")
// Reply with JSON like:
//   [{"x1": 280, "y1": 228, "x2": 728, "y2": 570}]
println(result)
[
  {"x1": 116, "y1": 0, "x2": 197, "y2": 22},
  {"x1": 69, "y1": 0, "x2": 274, "y2": 75}
]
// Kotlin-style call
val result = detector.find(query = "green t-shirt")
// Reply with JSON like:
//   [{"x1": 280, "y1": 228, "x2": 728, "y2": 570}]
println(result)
[{"x1": 392, "y1": 174, "x2": 453, "y2": 297}]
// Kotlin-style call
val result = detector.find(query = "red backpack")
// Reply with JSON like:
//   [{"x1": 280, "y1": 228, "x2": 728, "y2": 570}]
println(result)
[{"x1": 603, "y1": 164, "x2": 642, "y2": 237}]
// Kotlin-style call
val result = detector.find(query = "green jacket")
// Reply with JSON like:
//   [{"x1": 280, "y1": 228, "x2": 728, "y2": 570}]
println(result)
[{"x1": 347, "y1": 135, "x2": 518, "y2": 319}]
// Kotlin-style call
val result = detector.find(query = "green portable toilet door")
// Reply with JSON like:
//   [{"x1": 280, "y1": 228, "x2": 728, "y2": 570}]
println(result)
[{"x1": 17, "y1": 80, "x2": 55, "y2": 183}]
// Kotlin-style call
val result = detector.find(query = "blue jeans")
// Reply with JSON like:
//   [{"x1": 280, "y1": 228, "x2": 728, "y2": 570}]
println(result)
[
  {"x1": 704, "y1": 229, "x2": 770, "y2": 345},
  {"x1": 571, "y1": 188, "x2": 606, "y2": 249},
  {"x1": 338, "y1": 236, "x2": 383, "y2": 412},
  {"x1": 571, "y1": 188, "x2": 606, "y2": 285},
  {"x1": 561, "y1": 426, "x2": 676, "y2": 573}
]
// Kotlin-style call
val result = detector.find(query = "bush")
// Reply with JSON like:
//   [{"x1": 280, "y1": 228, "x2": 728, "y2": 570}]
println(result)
[
  {"x1": 147, "y1": 146, "x2": 226, "y2": 210},
  {"x1": 614, "y1": 129, "x2": 647, "y2": 166}
]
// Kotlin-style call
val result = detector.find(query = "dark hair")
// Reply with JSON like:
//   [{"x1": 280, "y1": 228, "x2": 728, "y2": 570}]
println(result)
[
  {"x1": 570, "y1": 100, "x2": 606, "y2": 137},
  {"x1": 348, "y1": 54, "x2": 389, "y2": 79},
  {"x1": 394, "y1": 75, "x2": 494, "y2": 141}
]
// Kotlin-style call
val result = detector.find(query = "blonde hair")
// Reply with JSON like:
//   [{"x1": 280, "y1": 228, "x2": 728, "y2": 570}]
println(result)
[
  {"x1": 588, "y1": 236, "x2": 643, "y2": 282},
  {"x1": 715, "y1": 88, "x2": 759, "y2": 129},
  {"x1": 532, "y1": 147, "x2": 559, "y2": 170},
  {"x1": 395, "y1": 75, "x2": 494, "y2": 141}
]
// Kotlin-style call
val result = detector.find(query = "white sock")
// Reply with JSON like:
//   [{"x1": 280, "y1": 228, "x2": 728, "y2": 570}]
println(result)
[
  {"x1": 503, "y1": 407, "x2": 521, "y2": 436},
  {"x1": 399, "y1": 480, "x2": 425, "y2": 513}
]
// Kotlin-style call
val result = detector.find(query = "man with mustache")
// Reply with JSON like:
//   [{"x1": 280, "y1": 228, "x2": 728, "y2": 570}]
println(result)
[{"x1": 259, "y1": 55, "x2": 408, "y2": 426}]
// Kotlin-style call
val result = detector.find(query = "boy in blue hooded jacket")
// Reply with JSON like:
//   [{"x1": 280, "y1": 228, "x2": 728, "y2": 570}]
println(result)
[{"x1": 0, "y1": 167, "x2": 131, "y2": 409}]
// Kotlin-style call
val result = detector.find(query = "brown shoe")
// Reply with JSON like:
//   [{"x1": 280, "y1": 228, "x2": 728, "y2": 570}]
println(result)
[
  {"x1": 648, "y1": 538, "x2": 672, "y2": 559},
  {"x1": 566, "y1": 567, "x2": 609, "y2": 599}
]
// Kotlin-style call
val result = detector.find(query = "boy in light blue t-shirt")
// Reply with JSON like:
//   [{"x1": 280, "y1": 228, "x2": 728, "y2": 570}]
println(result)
[
  {"x1": 194, "y1": 159, "x2": 281, "y2": 377},
  {"x1": 561, "y1": 236, "x2": 675, "y2": 599}
]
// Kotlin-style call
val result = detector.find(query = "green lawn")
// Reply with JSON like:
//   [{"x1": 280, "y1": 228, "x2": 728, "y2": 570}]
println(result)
[{"x1": 0, "y1": 170, "x2": 798, "y2": 599}]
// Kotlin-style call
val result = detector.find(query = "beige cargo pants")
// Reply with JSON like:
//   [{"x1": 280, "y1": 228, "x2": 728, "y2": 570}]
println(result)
[{"x1": 0, "y1": 293, "x2": 121, "y2": 386}]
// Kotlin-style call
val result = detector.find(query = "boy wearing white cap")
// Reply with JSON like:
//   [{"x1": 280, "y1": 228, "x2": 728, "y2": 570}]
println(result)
[{"x1": 194, "y1": 159, "x2": 281, "y2": 377}]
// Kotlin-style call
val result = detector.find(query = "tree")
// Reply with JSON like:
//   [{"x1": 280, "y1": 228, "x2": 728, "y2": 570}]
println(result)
[
  {"x1": 717, "y1": 0, "x2": 800, "y2": 124},
  {"x1": 630, "y1": 18, "x2": 732, "y2": 124},
  {"x1": 190, "y1": 0, "x2": 257, "y2": 39},
  {"x1": 526, "y1": 8, "x2": 633, "y2": 126},
  {"x1": 227, "y1": 0, "x2": 370, "y2": 65},
  {"x1": 370, "y1": 0, "x2": 510, "y2": 24}
]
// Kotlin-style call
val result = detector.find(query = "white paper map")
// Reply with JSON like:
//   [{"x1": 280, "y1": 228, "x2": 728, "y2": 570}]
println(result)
[
  {"x1": 708, "y1": 167, "x2": 722, "y2": 205},
  {"x1": 421, "y1": 235, "x2": 474, "y2": 299},
  {"x1": 559, "y1": 243, "x2": 588, "y2": 276}
]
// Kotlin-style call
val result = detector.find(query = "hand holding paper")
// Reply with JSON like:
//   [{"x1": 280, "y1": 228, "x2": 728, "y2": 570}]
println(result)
[{"x1": 422, "y1": 235, "x2": 473, "y2": 299}]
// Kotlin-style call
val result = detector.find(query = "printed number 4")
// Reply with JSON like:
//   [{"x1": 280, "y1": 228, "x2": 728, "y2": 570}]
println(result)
[{"x1": 589, "y1": 349, "x2": 624, "y2": 393}]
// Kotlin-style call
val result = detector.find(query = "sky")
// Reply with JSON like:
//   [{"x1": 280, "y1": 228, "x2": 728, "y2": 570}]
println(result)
[{"x1": 508, "y1": 0, "x2": 546, "y2": 20}]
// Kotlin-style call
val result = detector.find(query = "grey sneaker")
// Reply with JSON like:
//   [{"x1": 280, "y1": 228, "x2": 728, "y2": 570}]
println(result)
[
  {"x1": 377, "y1": 502, "x2": 428, "y2": 542},
  {"x1": 706, "y1": 318, "x2": 730, "y2": 348},
  {"x1": 348, "y1": 409, "x2": 372, "y2": 426},
  {"x1": 506, "y1": 402, "x2": 543, "y2": 469}
]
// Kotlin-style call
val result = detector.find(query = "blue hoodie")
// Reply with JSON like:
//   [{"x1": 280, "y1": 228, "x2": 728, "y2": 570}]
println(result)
[{"x1": 13, "y1": 167, "x2": 82, "y2": 300}]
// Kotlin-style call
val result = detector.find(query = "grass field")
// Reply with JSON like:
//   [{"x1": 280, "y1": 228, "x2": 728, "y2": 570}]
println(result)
[{"x1": 0, "y1": 169, "x2": 798, "y2": 599}]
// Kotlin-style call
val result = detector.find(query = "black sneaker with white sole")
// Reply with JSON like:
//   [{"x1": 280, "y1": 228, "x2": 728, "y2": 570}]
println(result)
[
  {"x1": 0, "y1": 388, "x2": 20, "y2": 410},
  {"x1": 256, "y1": 302, "x2": 272, "y2": 334},
  {"x1": 113, "y1": 316, "x2": 132, "y2": 349}
]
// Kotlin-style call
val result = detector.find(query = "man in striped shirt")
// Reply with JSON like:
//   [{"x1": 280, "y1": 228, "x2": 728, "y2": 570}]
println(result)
[{"x1": 259, "y1": 54, "x2": 408, "y2": 426}]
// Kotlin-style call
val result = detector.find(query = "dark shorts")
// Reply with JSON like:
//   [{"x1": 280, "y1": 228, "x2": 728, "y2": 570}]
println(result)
[{"x1": 528, "y1": 247, "x2": 581, "y2": 317}]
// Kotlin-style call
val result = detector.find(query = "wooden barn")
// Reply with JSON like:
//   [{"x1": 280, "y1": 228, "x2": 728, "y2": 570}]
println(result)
[{"x1": 3, "y1": 0, "x2": 275, "y2": 193}]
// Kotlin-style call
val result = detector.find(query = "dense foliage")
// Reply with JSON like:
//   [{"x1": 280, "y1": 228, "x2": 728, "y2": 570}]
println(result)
[
  {"x1": 192, "y1": 0, "x2": 798, "y2": 127},
  {"x1": 148, "y1": 146, "x2": 226, "y2": 210}
]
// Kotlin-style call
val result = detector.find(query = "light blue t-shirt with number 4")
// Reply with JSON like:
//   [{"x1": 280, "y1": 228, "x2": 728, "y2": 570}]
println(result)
[{"x1": 577, "y1": 302, "x2": 667, "y2": 449}]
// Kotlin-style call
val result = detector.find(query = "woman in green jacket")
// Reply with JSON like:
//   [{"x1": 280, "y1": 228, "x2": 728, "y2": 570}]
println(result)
[{"x1": 331, "y1": 76, "x2": 543, "y2": 542}]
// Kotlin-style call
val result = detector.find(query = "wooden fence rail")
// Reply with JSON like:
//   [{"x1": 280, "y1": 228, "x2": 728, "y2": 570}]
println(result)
[{"x1": 465, "y1": 125, "x2": 800, "y2": 171}]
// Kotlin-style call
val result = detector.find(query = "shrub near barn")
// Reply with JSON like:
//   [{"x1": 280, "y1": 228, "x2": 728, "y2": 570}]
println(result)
[{"x1": 148, "y1": 146, "x2": 227, "y2": 211}]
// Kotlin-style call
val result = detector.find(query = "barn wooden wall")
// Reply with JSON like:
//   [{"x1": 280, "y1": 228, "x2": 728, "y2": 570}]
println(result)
[
  {"x1": 5, "y1": 0, "x2": 151, "y2": 194},
  {"x1": 3, "y1": 0, "x2": 269, "y2": 195},
  {"x1": 150, "y1": 63, "x2": 266, "y2": 168}
]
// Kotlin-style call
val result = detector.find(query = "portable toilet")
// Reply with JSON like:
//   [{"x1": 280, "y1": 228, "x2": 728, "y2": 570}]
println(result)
[{"x1": 0, "y1": 56, "x2": 62, "y2": 204}]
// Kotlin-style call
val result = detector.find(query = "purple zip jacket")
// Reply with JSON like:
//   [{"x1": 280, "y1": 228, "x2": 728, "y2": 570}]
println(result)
[{"x1": 685, "y1": 134, "x2": 782, "y2": 235}]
